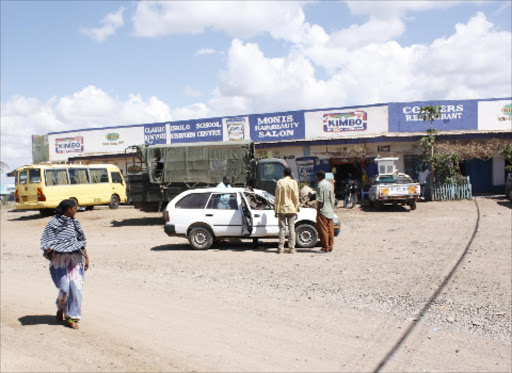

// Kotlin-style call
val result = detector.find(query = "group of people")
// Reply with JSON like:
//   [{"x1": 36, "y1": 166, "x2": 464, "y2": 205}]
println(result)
[
  {"x1": 40, "y1": 168, "x2": 336, "y2": 329},
  {"x1": 214, "y1": 168, "x2": 335, "y2": 254},
  {"x1": 274, "y1": 167, "x2": 335, "y2": 254}
]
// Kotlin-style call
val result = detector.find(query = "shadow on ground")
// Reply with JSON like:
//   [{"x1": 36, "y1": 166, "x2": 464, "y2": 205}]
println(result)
[
  {"x1": 497, "y1": 200, "x2": 512, "y2": 209},
  {"x1": 18, "y1": 315, "x2": 61, "y2": 327},
  {"x1": 111, "y1": 217, "x2": 164, "y2": 227},
  {"x1": 151, "y1": 239, "x2": 322, "y2": 253},
  {"x1": 359, "y1": 203, "x2": 413, "y2": 213},
  {"x1": 8, "y1": 213, "x2": 46, "y2": 221}
]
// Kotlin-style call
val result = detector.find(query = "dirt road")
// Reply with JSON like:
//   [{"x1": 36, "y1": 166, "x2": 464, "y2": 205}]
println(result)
[{"x1": 1, "y1": 198, "x2": 511, "y2": 372}]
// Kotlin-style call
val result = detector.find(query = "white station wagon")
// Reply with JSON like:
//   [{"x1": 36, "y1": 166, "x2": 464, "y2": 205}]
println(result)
[{"x1": 164, "y1": 187, "x2": 341, "y2": 250}]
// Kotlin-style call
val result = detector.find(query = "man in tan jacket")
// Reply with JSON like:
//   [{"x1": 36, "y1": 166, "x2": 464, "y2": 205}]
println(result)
[{"x1": 274, "y1": 167, "x2": 300, "y2": 254}]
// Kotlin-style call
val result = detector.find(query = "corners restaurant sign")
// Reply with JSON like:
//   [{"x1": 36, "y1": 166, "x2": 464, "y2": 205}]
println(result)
[{"x1": 388, "y1": 100, "x2": 478, "y2": 132}]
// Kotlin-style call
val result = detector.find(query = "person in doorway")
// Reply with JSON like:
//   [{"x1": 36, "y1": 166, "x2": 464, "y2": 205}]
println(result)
[
  {"x1": 245, "y1": 177, "x2": 265, "y2": 210},
  {"x1": 274, "y1": 167, "x2": 300, "y2": 254},
  {"x1": 216, "y1": 176, "x2": 232, "y2": 209},
  {"x1": 418, "y1": 165, "x2": 430, "y2": 201},
  {"x1": 40, "y1": 199, "x2": 89, "y2": 329},
  {"x1": 316, "y1": 170, "x2": 336, "y2": 252},
  {"x1": 245, "y1": 176, "x2": 257, "y2": 192}
]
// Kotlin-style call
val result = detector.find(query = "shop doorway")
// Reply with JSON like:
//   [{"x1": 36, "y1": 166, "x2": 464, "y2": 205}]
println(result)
[
  {"x1": 330, "y1": 158, "x2": 363, "y2": 198},
  {"x1": 465, "y1": 158, "x2": 492, "y2": 194}
]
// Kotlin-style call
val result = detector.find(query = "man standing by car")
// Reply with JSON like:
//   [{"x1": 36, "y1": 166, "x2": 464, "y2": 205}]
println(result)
[
  {"x1": 216, "y1": 176, "x2": 232, "y2": 209},
  {"x1": 274, "y1": 167, "x2": 300, "y2": 254},
  {"x1": 316, "y1": 170, "x2": 335, "y2": 252}
]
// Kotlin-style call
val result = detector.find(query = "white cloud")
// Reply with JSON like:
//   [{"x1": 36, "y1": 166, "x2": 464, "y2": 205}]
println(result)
[
  {"x1": 184, "y1": 85, "x2": 203, "y2": 98},
  {"x1": 345, "y1": 1, "x2": 464, "y2": 19},
  {"x1": 207, "y1": 12, "x2": 511, "y2": 116},
  {"x1": 132, "y1": 1, "x2": 317, "y2": 44},
  {"x1": 80, "y1": 6, "x2": 125, "y2": 43},
  {"x1": 329, "y1": 16, "x2": 406, "y2": 50},
  {"x1": 195, "y1": 48, "x2": 218, "y2": 56},
  {"x1": 171, "y1": 103, "x2": 210, "y2": 121},
  {"x1": 0, "y1": 86, "x2": 172, "y2": 176}
]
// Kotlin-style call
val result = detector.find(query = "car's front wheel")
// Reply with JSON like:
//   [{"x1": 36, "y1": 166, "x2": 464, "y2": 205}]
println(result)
[
  {"x1": 296, "y1": 223, "x2": 318, "y2": 248},
  {"x1": 188, "y1": 226, "x2": 214, "y2": 250}
]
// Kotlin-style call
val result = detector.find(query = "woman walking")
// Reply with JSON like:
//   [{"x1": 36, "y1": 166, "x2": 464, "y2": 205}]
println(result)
[{"x1": 40, "y1": 199, "x2": 89, "y2": 329}]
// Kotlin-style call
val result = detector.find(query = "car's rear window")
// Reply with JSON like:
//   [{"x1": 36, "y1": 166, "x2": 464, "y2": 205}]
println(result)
[
  {"x1": 374, "y1": 175, "x2": 413, "y2": 184},
  {"x1": 175, "y1": 193, "x2": 210, "y2": 209}
]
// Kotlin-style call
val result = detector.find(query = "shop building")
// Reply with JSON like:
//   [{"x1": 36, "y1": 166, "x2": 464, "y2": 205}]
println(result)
[{"x1": 31, "y1": 97, "x2": 511, "y2": 195}]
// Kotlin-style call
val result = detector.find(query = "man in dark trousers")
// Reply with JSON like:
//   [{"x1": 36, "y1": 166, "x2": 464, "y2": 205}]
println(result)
[{"x1": 316, "y1": 170, "x2": 335, "y2": 252}]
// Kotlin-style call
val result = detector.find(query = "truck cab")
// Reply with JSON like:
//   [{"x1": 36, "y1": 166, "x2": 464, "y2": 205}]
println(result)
[{"x1": 256, "y1": 159, "x2": 287, "y2": 195}]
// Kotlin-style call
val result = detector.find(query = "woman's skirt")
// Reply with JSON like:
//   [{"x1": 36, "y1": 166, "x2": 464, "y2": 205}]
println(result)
[{"x1": 49, "y1": 251, "x2": 84, "y2": 320}]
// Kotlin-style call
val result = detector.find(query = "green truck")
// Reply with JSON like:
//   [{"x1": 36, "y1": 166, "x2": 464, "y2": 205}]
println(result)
[{"x1": 126, "y1": 140, "x2": 288, "y2": 211}]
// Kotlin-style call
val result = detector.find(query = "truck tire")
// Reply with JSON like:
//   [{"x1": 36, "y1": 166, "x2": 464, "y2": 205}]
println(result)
[
  {"x1": 109, "y1": 195, "x2": 120, "y2": 209},
  {"x1": 409, "y1": 200, "x2": 417, "y2": 210},
  {"x1": 188, "y1": 226, "x2": 214, "y2": 250},
  {"x1": 296, "y1": 223, "x2": 318, "y2": 249}
]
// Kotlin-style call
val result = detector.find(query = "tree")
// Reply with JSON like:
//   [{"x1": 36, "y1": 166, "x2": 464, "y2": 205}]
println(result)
[
  {"x1": 418, "y1": 105, "x2": 463, "y2": 186},
  {"x1": 418, "y1": 105, "x2": 441, "y2": 159},
  {"x1": 502, "y1": 144, "x2": 512, "y2": 173}
]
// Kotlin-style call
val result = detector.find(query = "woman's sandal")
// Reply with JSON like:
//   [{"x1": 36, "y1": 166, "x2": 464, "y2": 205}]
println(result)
[{"x1": 65, "y1": 317, "x2": 79, "y2": 329}]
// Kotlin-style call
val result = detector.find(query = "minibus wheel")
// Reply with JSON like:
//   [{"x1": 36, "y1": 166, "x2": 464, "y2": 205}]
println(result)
[{"x1": 109, "y1": 195, "x2": 120, "y2": 209}]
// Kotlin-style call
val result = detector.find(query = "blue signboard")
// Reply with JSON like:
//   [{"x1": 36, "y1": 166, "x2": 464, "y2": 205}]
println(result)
[
  {"x1": 389, "y1": 100, "x2": 478, "y2": 132},
  {"x1": 249, "y1": 111, "x2": 305, "y2": 142},
  {"x1": 144, "y1": 123, "x2": 167, "y2": 145},
  {"x1": 169, "y1": 117, "x2": 224, "y2": 143}
]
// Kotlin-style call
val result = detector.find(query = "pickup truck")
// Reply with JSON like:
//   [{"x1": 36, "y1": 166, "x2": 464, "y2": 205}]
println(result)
[{"x1": 368, "y1": 173, "x2": 420, "y2": 210}]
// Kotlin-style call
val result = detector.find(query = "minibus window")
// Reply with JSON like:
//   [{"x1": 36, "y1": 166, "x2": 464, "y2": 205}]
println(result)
[
  {"x1": 46, "y1": 170, "x2": 69, "y2": 186},
  {"x1": 111, "y1": 171, "x2": 123, "y2": 184},
  {"x1": 90, "y1": 168, "x2": 108, "y2": 183},
  {"x1": 19, "y1": 171, "x2": 28, "y2": 185},
  {"x1": 29, "y1": 169, "x2": 41, "y2": 183},
  {"x1": 68, "y1": 168, "x2": 90, "y2": 184}
]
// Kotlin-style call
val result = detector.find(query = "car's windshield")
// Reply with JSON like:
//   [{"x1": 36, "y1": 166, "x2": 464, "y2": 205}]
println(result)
[{"x1": 261, "y1": 191, "x2": 274, "y2": 204}]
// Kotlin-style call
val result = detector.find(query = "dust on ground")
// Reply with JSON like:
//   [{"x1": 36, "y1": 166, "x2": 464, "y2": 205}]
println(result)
[{"x1": 1, "y1": 198, "x2": 511, "y2": 372}]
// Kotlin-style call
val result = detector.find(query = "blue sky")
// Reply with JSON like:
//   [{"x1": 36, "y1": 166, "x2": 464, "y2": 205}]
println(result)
[{"x1": 1, "y1": 0, "x2": 511, "y2": 184}]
